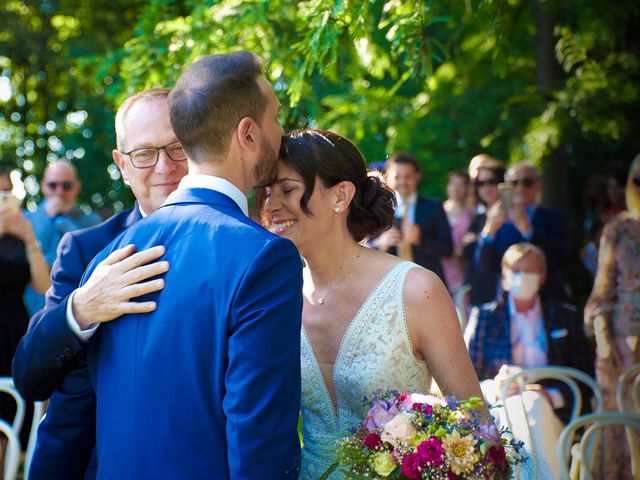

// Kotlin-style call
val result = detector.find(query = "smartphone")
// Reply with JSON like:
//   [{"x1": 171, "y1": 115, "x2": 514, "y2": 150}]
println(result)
[
  {"x1": 498, "y1": 183, "x2": 514, "y2": 211},
  {"x1": 0, "y1": 192, "x2": 19, "y2": 215}
]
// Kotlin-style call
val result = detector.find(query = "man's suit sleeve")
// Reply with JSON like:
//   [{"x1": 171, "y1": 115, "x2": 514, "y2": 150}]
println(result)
[
  {"x1": 226, "y1": 237, "x2": 303, "y2": 479},
  {"x1": 418, "y1": 201, "x2": 453, "y2": 257},
  {"x1": 13, "y1": 232, "x2": 86, "y2": 400},
  {"x1": 530, "y1": 209, "x2": 570, "y2": 270}
]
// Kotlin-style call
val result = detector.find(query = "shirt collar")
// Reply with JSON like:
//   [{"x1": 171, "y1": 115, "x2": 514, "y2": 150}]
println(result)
[
  {"x1": 395, "y1": 191, "x2": 418, "y2": 209},
  {"x1": 507, "y1": 293, "x2": 541, "y2": 319},
  {"x1": 172, "y1": 174, "x2": 249, "y2": 217}
]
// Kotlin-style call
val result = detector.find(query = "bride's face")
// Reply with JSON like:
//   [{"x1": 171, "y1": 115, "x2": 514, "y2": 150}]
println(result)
[{"x1": 264, "y1": 161, "x2": 333, "y2": 254}]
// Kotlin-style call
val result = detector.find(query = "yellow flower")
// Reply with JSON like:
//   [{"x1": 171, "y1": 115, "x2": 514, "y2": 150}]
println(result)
[
  {"x1": 370, "y1": 451, "x2": 396, "y2": 477},
  {"x1": 441, "y1": 430, "x2": 479, "y2": 475}
]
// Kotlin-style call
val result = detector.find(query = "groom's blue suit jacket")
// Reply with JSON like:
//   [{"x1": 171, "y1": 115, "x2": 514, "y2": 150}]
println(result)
[{"x1": 83, "y1": 188, "x2": 303, "y2": 479}]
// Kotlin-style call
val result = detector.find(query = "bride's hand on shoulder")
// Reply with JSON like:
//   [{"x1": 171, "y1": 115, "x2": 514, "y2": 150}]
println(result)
[{"x1": 404, "y1": 268, "x2": 485, "y2": 403}]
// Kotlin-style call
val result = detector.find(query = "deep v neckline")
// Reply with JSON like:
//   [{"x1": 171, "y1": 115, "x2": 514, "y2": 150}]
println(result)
[{"x1": 302, "y1": 262, "x2": 405, "y2": 422}]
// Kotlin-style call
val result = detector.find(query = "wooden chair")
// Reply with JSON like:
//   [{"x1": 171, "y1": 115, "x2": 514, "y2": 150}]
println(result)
[{"x1": 557, "y1": 412, "x2": 640, "y2": 480}]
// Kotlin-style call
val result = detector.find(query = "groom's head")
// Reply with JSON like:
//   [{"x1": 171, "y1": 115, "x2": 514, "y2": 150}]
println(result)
[{"x1": 169, "y1": 51, "x2": 284, "y2": 191}]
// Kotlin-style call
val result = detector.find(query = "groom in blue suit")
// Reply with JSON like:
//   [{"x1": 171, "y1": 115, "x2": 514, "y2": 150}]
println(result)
[{"x1": 79, "y1": 52, "x2": 303, "y2": 478}]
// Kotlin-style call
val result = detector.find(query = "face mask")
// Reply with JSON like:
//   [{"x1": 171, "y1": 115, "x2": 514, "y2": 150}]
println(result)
[{"x1": 507, "y1": 272, "x2": 540, "y2": 301}]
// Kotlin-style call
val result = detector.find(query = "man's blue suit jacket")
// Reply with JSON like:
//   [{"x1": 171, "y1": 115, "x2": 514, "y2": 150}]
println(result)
[
  {"x1": 13, "y1": 207, "x2": 142, "y2": 479},
  {"x1": 83, "y1": 188, "x2": 303, "y2": 479}
]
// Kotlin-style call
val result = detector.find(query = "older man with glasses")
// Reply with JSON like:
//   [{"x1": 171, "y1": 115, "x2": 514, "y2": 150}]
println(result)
[
  {"x1": 473, "y1": 161, "x2": 572, "y2": 303},
  {"x1": 23, "y1": 161, "x2": 101, "y2": 314},
  {"x1": 13, "y1": 87, "x2": 188, "y2": 479}
]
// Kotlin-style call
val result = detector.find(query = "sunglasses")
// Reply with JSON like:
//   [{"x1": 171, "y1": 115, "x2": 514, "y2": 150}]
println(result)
[
  {"x1": 508, "y1": 178, "x2": 536, "y2": 188},
  {"x1": 633, "y1": 177, "x2": 640, "y2": 187},
  {"x1": 46, "y1": 181, "x2": 74, "y2": 192},
  {"x1": 476, "y1": 178, "x2": 500, "y2": 187}
]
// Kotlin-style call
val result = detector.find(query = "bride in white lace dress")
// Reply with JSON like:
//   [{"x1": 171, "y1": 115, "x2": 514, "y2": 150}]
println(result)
[{"x1": 262, "y1": 130, "x2": 484, "y2": 479}]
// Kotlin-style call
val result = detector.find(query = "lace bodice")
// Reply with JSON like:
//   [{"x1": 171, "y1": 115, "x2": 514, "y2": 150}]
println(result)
[{"x1": 300, "y1": 261, "x2": 432, "y2": 479}]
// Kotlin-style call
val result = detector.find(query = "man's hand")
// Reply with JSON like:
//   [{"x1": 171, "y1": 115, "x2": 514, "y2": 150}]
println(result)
[
  {"x1": 379, "y1": 227, "x2": 403, "y2": 251},
  {"x1": 509, "y1": 205, "x2": 532, "y2": 236},
  {"x1": 73, "y1": 245, "x2": 169, "y2": 330},
  {"x1": 403, "y1": 223, "x2": 421, "y2": 245},
  {"x1": 44, "y1": 196, "x2": 70, "y2": 217},
  {"x1": 494, "y1": 364, "x2": 522, "y2": 400}
]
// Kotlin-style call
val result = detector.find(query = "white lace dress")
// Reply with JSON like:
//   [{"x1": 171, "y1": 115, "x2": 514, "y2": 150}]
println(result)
[{"x1": 300, "y1": 261, "x2": 433, "y2": 479}]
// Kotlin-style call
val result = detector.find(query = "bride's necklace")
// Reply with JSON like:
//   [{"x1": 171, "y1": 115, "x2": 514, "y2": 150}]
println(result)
[{"x1": 315, "y1": 249, "x2": 360, "y2": 306}]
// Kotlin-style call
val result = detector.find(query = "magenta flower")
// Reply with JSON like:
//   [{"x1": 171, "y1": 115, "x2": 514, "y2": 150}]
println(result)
[
  {"x1": 362, "y1": 432, "x2": 383, "y2": 450},
  {"x1": 417, "y1": 437, "x2": 445, "y2": 466},
  {"x1": 400, "y1": 453, "x2": 422, "y2": 479}
]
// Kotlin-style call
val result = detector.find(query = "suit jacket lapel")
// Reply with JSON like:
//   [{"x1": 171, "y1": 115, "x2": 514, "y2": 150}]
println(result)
[{"x1": 124, "y1": 205, "x2": 143, "y2": 229}]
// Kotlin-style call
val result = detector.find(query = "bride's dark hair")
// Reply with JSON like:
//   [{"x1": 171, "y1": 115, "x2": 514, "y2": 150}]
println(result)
[{"x1": 277, "y1": 129, "x2": 396, "y2": 242}]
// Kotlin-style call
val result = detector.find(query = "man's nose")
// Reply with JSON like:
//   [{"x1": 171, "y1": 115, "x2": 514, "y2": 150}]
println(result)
[{"x1": 155, "y1": 149, "x2": 177, "y2": 173}]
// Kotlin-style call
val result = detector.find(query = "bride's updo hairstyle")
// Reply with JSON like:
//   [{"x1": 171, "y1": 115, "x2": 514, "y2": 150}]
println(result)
[{"x1": 280, "y1": 129, "x2": 396, "y2": 242}]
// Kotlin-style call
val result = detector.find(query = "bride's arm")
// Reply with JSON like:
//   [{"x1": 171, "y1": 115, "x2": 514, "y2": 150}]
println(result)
[{"x1": 404, "y1": 268, "x2": 485, "y2": 403}]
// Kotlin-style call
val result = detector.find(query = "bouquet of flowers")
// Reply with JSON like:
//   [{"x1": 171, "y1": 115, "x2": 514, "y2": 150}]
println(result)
[{"x1": 324, "y1": 392, "x2": 526, "y2": 479}]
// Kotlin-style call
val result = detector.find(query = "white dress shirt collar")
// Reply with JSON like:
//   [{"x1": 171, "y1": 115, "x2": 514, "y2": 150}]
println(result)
[{"x1": 170, "y1": 174, "x2": 249, "y2": 217}]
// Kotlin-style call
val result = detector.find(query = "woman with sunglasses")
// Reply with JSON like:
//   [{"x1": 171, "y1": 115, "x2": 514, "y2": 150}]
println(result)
[
  {"x1": 462, "y1": 164, "x2": 506, "y2": 306},
  {"x1": 585, "y1": 154, "x2": 640, "y2": 480},
  {"x1": 262, "y1": 130, "x2": 484, "y2": 479}
]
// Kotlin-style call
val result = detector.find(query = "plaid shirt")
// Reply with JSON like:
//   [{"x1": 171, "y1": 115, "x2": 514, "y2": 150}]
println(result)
[{"x1": 464, "y1": 293, "x2": 595, "y2": 419}]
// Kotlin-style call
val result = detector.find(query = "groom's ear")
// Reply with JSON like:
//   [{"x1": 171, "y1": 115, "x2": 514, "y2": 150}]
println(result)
[{"x1": 236, "y1": 117, "x2": 257, "y2": 152}]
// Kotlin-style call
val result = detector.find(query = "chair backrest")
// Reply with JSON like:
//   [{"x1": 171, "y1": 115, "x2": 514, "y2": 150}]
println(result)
[
  {"x1": 0, "y1": 378, "x2": 25, "y2": 480},
  {"x1": 500, "y1": 366, "x2": 602, "y2": 480},
  {"x1": 617, "y1": 363, "x2": 640, "y2": 413},
  {"x1": 557, "y1": 412, "x2": 640, "y2": 480},
  {"x1": 0, "y1": 377, "x2": 26, "y2": 434},
  {"x1": 0, "y1": 418, "x2": 21, "y2": 480},
  {"x1": 454, "y1": 284, "x2": 471, "y2": 330},
  {"x1": 24, "y1": 401, "x2": 47, "y2": 480}
]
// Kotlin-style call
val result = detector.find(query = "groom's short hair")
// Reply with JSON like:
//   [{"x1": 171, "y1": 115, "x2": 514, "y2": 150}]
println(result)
[{"x1": 169, "y1": 51, "x2": 268, "y2": 163}]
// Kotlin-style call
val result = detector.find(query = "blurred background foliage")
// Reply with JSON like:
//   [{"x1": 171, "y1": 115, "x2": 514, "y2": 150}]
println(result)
[{"x1": 0, "y1": 0, "x2": 638, "y2": 225}]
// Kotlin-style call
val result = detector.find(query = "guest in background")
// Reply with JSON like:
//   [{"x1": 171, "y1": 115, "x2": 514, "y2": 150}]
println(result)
[
  {"x1": 370, "y1": 152, "x2": 452, "y2": 285},
  {"x1": 441, "y1": 169, "x2": 472, "y2": 294},
  {"x1": 0, "y1": 170, "x2": 49, "y2": 467},
  {"x1": 465, "y1": 242, "x2": 593, "y2": 422},
  {"x1": 602, "y1": 162, "x2": 628, "y2": 224},
  {"x1": 474, "y1": 161, "x2": 571, "y2": 302},
  {"x1": 23, "y1": 161, "x2": 100, "y2": 315},
  {"x1": 585, "y1": 154, "x2": 640, "y2": 480},
  {"x1": 463, "y1": 164, "x2": 506, "y2": 305}
]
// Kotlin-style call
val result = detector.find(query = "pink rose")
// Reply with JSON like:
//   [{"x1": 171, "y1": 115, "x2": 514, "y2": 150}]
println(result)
[
  {"x1": 381, "y1": 412, "x2": 416, "y2": 447},
  {"x1": 400, "y1": 453, "x2": 421, "y2": 479}
]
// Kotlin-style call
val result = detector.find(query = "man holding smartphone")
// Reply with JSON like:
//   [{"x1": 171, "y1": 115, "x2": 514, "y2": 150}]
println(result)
[
  {"x1": 23, "y1": 161, "x2": 101, "y2": 314},
  {"x1": 475, "y1": 161, "x2": 571, "y2": 302}
]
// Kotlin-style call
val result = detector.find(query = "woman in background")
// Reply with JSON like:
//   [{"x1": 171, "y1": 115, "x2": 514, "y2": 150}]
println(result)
[
  {"x1": 0, "y1": 170, "x2": 49, "y2": 467},
  {"x1": 585, "y1": 154, "x2": 640, "y2": 480},
  {"x1": 441, "y1": 169, "x2": 472, "y2": 295}
]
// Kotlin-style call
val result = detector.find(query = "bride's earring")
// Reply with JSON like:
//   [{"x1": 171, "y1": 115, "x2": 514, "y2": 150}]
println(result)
[{"x1": 334, "y1": 207, "x2": 340, "y2": 213}]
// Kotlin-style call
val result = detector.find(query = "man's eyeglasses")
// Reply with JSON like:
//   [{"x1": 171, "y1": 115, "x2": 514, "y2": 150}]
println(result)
[
  {"x1": 508, "y1": 177, "x2": 536, "y2": 188},
  {"x1": 46, "y1": 181, "x2": 74, "y2": 192},
  {"x1": 121, "y1": 142, "x2": 187, "y2": 169},
  {"x1": 633, "y1": 177, "x2": 640, "y2": 187},
  {"x1": 476, "y1": 178, "x2": 500, "y2": 187}
]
